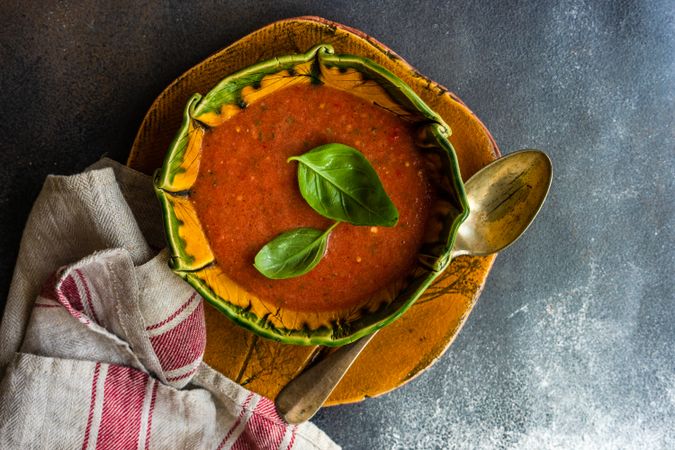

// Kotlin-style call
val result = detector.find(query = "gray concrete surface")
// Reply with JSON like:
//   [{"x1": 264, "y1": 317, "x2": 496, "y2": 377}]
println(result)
[{"x1": 1, "y1": 1, "x2": 673, "y2": 448}]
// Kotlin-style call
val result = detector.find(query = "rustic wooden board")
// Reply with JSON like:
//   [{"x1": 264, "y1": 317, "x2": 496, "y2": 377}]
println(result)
[{"x1": 127, "y1": 16, "x2": 499, "y2": 405}]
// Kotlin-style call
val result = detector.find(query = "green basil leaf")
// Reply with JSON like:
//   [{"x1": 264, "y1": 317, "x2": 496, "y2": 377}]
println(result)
[
  {"x1": 288, "y1": 143, "x2": 399, "y2": 226},
  {"x1": 254, "y1": 225, "x2": 336, "y2": 279}
]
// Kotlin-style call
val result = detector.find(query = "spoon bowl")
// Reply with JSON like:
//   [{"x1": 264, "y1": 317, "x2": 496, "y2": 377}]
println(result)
[
  {"x1": 452, "y1": 149, "x2": 552, "y2": 257},
  {"x1": 276, "y1": 149, "x2": 553, "y2": 424}
]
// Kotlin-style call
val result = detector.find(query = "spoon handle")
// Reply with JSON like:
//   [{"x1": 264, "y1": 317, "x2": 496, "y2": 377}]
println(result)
[{"x1": 276, "y1": 331, "x2": 378, "y2": 424}]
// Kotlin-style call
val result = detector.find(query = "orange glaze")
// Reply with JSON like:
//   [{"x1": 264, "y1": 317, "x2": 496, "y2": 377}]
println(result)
[{"x1": 191, "y1": 83, "x2": 434, "y2": 312}]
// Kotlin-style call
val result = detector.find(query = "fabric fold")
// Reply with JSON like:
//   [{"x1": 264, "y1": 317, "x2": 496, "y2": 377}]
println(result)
[{"x1": 0, "y1": 159, "x2": 338, "y2": 449}]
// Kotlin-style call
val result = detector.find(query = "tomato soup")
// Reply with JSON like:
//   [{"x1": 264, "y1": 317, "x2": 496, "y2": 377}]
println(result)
[{"x1": 191, "y1": 83, "x2": 434, "y2": 312}]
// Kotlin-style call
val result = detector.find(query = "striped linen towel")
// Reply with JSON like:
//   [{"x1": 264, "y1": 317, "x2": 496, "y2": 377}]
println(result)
[{"x1": 0, "y1": 159, "x2": 338, "y2": 450}]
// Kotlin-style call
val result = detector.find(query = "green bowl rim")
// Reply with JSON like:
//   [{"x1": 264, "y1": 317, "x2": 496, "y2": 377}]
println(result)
[{"x1": 154, "y1": 44, "x2": 470, "y2": 346}]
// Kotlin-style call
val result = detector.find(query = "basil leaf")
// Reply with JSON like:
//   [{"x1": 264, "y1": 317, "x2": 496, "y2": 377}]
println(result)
[
  {"x1": 288, "y1": 143, "x2": 399, "y2": 226},
  {"x1": 254, "y1": 225, "x2": 336, "y2": 279}
]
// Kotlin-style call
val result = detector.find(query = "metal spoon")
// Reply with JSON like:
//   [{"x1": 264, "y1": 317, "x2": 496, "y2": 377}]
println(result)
[{"x1": 275, "y1": 149, "x2": 553, "y2": 424}]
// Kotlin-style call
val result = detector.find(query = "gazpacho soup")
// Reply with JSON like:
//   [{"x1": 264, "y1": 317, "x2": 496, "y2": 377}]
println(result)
[
  {"x1": 190, "y1": 83, "x2": 435, "y2": 313},
  {"x1": 155, "y1": 44, "x2": 469, "y2": 345}
]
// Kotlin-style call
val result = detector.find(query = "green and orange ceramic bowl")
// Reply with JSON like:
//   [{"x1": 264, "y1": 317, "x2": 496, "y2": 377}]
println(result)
[{"x1": 154, "y1": 44, "x2": 469, "y2": 346}]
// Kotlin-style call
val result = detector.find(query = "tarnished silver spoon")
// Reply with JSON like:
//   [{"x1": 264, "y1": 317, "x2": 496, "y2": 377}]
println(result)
[{"x1": 276, "y1": 149, "x2": 553, "y2": 424}]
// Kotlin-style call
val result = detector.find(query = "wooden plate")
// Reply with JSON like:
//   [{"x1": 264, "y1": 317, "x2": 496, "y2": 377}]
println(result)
[{"x1": 127, "y1": 16, "x2": 499, "y2": 405}]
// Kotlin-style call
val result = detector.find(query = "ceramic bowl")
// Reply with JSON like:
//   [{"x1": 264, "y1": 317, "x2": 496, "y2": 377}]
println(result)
[{"x1": 154, "y1": 44, "x2": 469, "y2": 346}]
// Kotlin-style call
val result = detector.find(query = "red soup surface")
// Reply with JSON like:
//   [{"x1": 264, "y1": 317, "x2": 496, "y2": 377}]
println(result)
[{"x1": 191, "y1": 83, "x2": 434, "y2": 313}]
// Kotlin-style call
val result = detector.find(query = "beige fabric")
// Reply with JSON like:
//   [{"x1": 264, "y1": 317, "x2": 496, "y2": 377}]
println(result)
[{"x1": 0, "y1": 159, "x2": 338, "y2": 449}]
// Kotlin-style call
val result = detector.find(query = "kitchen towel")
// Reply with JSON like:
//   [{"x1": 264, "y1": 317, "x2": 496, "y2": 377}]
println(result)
[{"x1": 0, "y1": 158, "x2": 338, "y2": 449}]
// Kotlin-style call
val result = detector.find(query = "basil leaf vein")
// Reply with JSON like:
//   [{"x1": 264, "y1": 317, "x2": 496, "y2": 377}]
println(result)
[
  {"x1": 253, "y1": 224, "x2": 337, "y2": 279},
  {"x1": 288, "y1": 143, "x2": 399, "y2": 226}
]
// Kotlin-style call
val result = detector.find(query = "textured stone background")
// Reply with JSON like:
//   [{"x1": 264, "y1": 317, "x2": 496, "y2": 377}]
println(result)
[{"x1": 1, "y1": 1, "x2": 673, "y2": 448}]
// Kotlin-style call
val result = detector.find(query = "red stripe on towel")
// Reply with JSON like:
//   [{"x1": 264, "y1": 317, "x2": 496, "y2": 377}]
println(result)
[
  {"x1": 76, "y1": 269, "x2": 100, "y2": 325},
  {"x1": 149, "y1": 300, "x2": 205, "y2": 371},
  {"x1": 146, "y1": 292, "x2": 197, "y2": 331},
  {"x1": 61, "y1": 274, "x2": 84, "y2": 311},
  {"x1": 55, "y1": 274, "x2": 90, "y2": 325},
  {"x1": 96, "y1": 365, "x2": 148, "y2": 450},
  {"x1": 165, "y1": 366, "x2": 199, "y2": 382},
  {"x1": 233, "y1": 397, "x2": 286, "y2": 449},
  {"x1": 217, "y1": 392, "x2": 254, "y2": 450}
]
